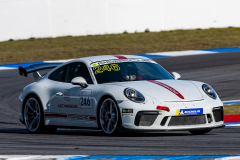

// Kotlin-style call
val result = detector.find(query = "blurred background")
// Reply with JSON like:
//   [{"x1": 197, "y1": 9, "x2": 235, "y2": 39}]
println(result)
[
  {"x1": 0, "y1": 0, "x2": 240, "y2": 64},
  {"x1": 0, "y1": 0, "x2": 240, "y2": 157}
]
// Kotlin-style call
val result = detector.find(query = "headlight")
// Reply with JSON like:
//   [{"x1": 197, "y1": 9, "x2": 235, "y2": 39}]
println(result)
[
  {"x1": 124, "y1": 88, "x2": 145, "y2": 103},
  {"x1": 202, "y1": 84, "x2": 217, "y2": 99}
]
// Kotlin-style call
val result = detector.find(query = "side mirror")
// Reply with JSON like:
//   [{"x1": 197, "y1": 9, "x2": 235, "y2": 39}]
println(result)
[
  {"x1": 71, "y1": 77, "x2": 88, "y2": 88},
  {"x1": 172, "y1": 72, "x2": 181, "y2": 80}
]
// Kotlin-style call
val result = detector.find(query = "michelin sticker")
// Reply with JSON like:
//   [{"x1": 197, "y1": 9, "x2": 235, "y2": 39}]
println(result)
[{"x1": 176, "y1": 108, "x2": 203, "y2": 116}]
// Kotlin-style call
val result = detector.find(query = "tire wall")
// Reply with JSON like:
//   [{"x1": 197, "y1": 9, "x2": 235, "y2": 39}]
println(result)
[{"x1": 1, "y1": 0, "x2": 240, "y2": 42}]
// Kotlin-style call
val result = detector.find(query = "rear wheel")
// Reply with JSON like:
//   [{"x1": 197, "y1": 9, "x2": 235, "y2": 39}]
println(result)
[
  {"x1": 99, "y1": 98, "x2": 120, "y2": 135},
  {"x1": 24, "y1": 97, "x2": 57, "y2": 134},
  {"x1": 189, "y1": 129, "x2": 212, "y2": 135}
]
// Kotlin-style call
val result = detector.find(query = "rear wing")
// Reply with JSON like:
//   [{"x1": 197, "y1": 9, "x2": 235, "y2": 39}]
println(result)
[{"x1": 18, "y1": 63, "x2": 62, "y2": 80}]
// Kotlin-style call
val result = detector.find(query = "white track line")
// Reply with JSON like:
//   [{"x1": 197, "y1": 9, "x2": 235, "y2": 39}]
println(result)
[
  {"x1": 0, "y1": 67, "x2": 16, "y2": 70},
  {"x1": 216, "y1": 156, "x2": 240, "y2": 160},
  {"x1": 0, "y1": 155, "x2": 81, "y2": 160},
  {"x1": 223, "y1": 100, "x2": 240, "y2": 103},
  {"x1": 148, "y1": 50, "x2": 216, "y2": 56},
  {"x1": 226, "y1": 124, "x2": 240, "y2": 126}
]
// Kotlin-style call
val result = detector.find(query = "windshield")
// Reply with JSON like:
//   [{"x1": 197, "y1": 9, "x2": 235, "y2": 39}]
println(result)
[{"x1": 91, "y1": 59, "x2": 174, "y2": 84}]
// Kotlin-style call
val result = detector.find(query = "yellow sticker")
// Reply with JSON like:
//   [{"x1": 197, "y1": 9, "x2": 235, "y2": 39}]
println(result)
[
  {"x1": 176, "y1": 109, "x2": 180, "y2": 116},
  {"x1": 93, "y1": 64, "x2": 120, "y2": 74},
  {"x1": 93, "y1": 66, "x2": 103, "y2": 74},
  {"x1": 102, "y1": 65, "x2": 112, "y2": 71},
  {"x1": 110, "y1": 64, "x2": 120, "y2": 71}
]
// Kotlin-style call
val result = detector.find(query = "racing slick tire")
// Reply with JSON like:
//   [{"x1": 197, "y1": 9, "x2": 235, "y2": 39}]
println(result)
[
  {"x1": 23, "y1": 96, "x2": 57, "y2": 134},
  {"x1": 98, "y1": 97, "x2": 121, "y2": 135},
  {"x1": 189, "y1": 129, "x2": 212, "y2": 135}
]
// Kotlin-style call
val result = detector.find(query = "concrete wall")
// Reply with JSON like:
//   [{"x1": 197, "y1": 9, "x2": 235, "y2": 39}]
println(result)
[{"x1": 0, "y1": 0, "x2": 240, "y2": 42}]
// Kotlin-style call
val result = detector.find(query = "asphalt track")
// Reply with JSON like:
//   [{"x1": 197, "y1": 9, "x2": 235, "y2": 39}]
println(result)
[{"x1": 0, "y1": 51, "x2": 240, "y2": 155}]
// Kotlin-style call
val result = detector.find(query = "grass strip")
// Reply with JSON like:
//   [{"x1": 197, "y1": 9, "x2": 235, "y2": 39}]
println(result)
[
  {"x1": 224, "y1": 103, "x2": 240, "y2": 115},
  {"x1": 0, "y1": 27, "x2": 240, "y2": 64}
]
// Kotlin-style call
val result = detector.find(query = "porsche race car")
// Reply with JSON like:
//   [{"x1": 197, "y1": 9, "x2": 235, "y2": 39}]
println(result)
[{"x1": 18, "y1": 55, "x2": 224, "y2": 135}]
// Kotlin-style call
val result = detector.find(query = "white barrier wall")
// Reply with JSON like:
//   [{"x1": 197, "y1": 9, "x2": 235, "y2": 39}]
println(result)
[{"x1": 0, "y1": 0, "x2": 240, "y2": 42}]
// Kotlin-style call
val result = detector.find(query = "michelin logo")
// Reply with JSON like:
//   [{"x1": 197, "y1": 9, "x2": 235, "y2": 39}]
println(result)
[{"x1": 176, "y1": 108, "x2": 203, "y2": 115}]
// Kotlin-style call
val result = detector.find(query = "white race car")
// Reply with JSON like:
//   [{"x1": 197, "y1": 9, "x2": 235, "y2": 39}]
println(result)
[{"x1": 18, "y1": 55, "x2": 224, "y2": 135}]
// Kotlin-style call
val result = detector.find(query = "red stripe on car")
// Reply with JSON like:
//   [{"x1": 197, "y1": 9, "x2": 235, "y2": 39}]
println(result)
[
  {"x1": 44, "y1": 113, "x2": 67, "y2": 118},
  {"x1": 113, "y1": 55, "x2": 127, "y2": 59},
  {"x1": 44, "y1": 113, "x2": 96, "y2": 121},
  {"x1": 147, "y1": 80, "x2": 184, "y2": 99}
]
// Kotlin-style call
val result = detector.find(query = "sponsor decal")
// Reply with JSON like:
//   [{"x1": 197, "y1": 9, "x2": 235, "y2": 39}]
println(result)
[
  {"x1": 44, "y1": 113, "x2": 96, "y2": 121},
  {"x1": 68, "y1": 114, "x2": 88, "y2": 120},
  {"x1": 115, "y1": 59, "x2": 123, "y2": 63},
  {"x1": 107, "y1": 60, "x2": 116, "y2": 64},
  {"x1": 122, "y1": 109, "x2": 134, "y2": 117},
  {"x1": 142, "y1": 59, "x2": 152, "y2": 62},
  {"x1": 58, "y1": 104, "x2": 78, "y2": 108},
  {"x1": 147, "y1": 80, "x2": 184, "y2": 99},
  {"x1": 122, "y1": 113, "x2": 134, "y2": 117},
  {"x1": 176, "y1": 108, "x2": 203, "y2": 116},
  {"x1": 64, "y1": 89, "x2": 70, "y2": 101},
  {"x1": 80, "y1": 90, "x2": 92, "y2": 96},
  {"x1": 130, "y1": 59, "x2": 139, "y2": 62},
  {"x1": 90, "y1": 59, "x2": 156, "y2": 67},
  {"x1": 98, "y1": 61, "x2": 108, "y2": 65},
  {"x1": 121, "y1": 59, "x2": 129, "y2": 63},
  {"x1": 122, "y1": 109, "x2": 133, "y2": 113}
]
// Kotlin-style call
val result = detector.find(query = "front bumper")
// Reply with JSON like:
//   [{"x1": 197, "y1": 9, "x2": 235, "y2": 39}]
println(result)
[
  {"x1": 118, "y1": 97, "x2": 224, "y2": 131},
  {"x1": 119, "y1": 124, "x2": 225, "y2": 132}
]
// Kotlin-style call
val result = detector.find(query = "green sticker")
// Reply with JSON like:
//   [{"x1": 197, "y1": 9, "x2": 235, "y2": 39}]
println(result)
[{"x1": 93, "y1": 63, "x2": 97, "y2": 66}]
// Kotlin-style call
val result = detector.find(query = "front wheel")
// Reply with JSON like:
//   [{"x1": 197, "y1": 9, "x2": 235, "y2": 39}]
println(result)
[
  {"x1": 99, "y1": 98, "x2": 120, "y2": 135},
  {"x1": 189, "y1": 129, "x2": 212, "y2": 135}
]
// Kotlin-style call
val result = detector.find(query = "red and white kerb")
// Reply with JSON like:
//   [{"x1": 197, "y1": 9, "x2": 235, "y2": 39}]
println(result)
[{"x1": 147, "y1": 80, "x2": 184, "y2": 99}]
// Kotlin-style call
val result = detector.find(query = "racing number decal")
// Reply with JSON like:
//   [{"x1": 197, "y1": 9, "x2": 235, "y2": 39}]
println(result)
[
  {"x1": 93, "y1": 66, "x2": 103, "y2": 74},
  {"x1": 80, "y1": 97, "x2": 91, "y2": 106},
  {"x1": 93, "y1": 64, "x2": 120, "y2": 74},
  {"x1": 110, "y1": 64, "x2": 120, "y2": 71},
  {"x1": 79, "y1": 90, "x2": 92, "y2": 108},
  {"x1": 102, "y1": 65, "x2": 112, "y2": 71}
]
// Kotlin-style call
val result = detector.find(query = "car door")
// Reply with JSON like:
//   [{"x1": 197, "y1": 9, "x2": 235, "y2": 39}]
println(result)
[
  {"x1": 50, "y1": 62, "x2": 97, "y2": 128},
  {"x1": 45, "y1": 65, "x2": 66, "y2": 124}
]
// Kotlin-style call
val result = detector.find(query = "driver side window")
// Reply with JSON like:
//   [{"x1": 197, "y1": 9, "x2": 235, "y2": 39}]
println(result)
[
  {"x1": 48, "y1": 65, "x2": 66, "y2": 82},
  {"x1": 65, "y1": 62, "x2": 93, "y2": 84}
]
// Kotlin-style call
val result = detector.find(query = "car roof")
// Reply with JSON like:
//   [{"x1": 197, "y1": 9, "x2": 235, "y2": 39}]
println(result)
[
  {"x1": 46, "y1": 55, "x2": 152, "y2": 77},
  {"x1": 80, "y1": 55, "x2": 149, "y2": 62}
]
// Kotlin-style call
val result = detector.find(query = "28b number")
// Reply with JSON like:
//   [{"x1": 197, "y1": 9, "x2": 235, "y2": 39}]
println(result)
[{"x1": 80, "y1": 97, "x2": 90, "y2": 106}]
